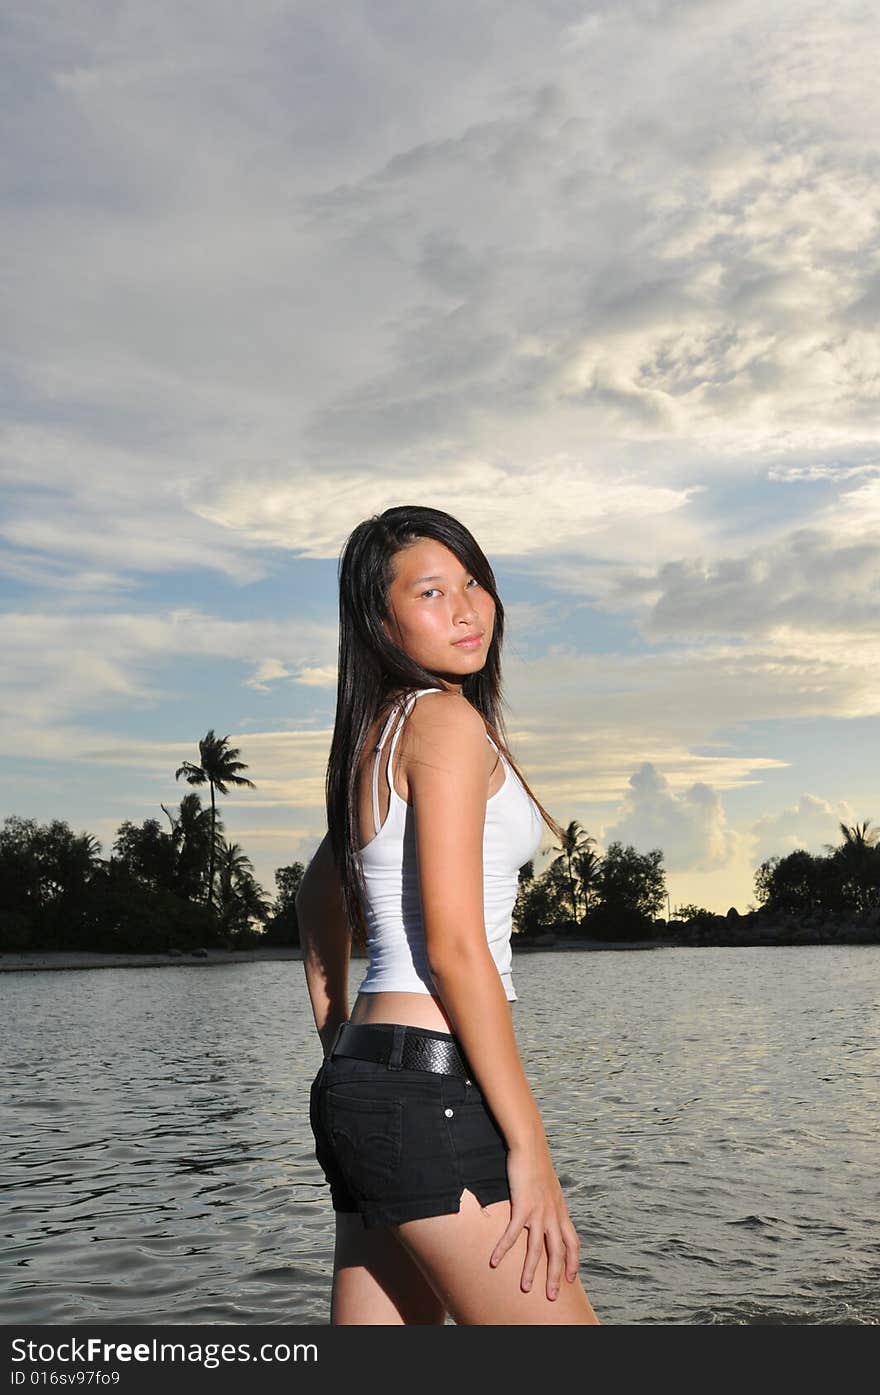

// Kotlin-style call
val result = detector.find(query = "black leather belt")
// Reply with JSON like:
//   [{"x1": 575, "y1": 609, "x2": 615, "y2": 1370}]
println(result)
[{"x1": 328, "y1": 1021, "x2": 472, "y2": 1080}]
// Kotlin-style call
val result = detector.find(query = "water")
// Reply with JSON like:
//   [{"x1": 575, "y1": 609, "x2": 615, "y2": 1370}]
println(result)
[{"x1": 1, "y1": 946, "x2": 877, "y2": 1325}]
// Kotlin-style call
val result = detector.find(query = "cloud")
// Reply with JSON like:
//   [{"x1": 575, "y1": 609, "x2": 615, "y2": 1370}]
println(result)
[
  {"x1": 195, "y1": 456, "x2": 698, "y2": 558},
  {"x1": 750, "y1": 793, "x2": 859, "y2": 866},
  {"x1": 295, "y1": 665, "x2": 339, "y2": 688},
  {"x1": 637, "y1": 527, "x2": 880, "y2": 640},
  {"x1": 2, "y1": 0, "x2": 878, "y2": 589},
  {"x1": 580, "y1": 468, "x2": 880, "y2": 647},
  {"x1": 766, "y1": 461, "x2": 880, "y2": 484},
  {"x1": 0, "y1": 608, "x2": 336, "y2": 727},
  {"x1": 601, "y1": 760, "x2": 740, "y2": 871},
  {"x1": 244, "y1": 659, "x2": 293, "y2": 692}
]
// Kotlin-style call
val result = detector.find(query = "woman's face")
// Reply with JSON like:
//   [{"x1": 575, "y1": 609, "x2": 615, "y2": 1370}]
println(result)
[{"x1": 382, "y1": 537, "x2": 496, "y2": 689}]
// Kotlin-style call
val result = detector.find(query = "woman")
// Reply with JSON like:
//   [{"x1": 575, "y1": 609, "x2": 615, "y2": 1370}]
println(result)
[{"x1": 298, "y1": 505, "x2": 600, "y2": 1325}]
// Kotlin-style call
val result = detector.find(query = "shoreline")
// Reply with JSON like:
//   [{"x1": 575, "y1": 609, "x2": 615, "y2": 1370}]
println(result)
[
  {"x1": 1, "y1": 929, "x2": 876, "y2": 973},
  {"x1": 0, "y1": 948, "x2": 305, "y2": 973},
  {"x1": 0, "y1": 940, "x2": 664, "y2": 973}
]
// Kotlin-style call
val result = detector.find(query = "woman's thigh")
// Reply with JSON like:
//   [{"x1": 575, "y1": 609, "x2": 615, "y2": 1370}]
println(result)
[
  {"x1": 331, "y1": 1209, "x2": 447, "y2": 1325},
  {"x1": 391, "y1": 1188, "x2": 600, "y2": 1326}
]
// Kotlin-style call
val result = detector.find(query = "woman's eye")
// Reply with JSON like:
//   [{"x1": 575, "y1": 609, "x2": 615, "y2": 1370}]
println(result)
[{"x1": 420, "y1": 579, "x2": 478, "y2": 598}]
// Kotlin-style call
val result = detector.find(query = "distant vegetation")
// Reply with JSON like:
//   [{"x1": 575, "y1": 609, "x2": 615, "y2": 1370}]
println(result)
[
  {"x1": 2, "y1": 737, "x2": 879, "y2": 953},
  {"x1": 0, "y1": 732, "x2": 302, "y2": 954},
  {"x1": 513, "y1": 822, "x2": 666, "y2": 941},
  {"x1": 513, "y1": 818, "x2": 880, "y2": 945},
  {"x1": 756, "y1": 821, "x2": 880, "y2": 915}
]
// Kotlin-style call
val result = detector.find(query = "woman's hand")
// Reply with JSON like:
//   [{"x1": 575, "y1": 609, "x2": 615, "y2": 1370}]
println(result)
[{"x1": 489, "y1": 1134, "x2": 581, "y2": 1301}]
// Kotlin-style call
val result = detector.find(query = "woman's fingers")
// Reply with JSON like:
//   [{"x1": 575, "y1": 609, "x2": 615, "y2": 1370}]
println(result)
[
  {"x1": 493, "y1": 1149, "x2": 583, "y2": 1298},
  {"x1": 561, "y1": 1211, "x2": 581, "y2": 1281},
  {"x1": 519, "y1": 1217, "x2": 544, "y2": 1292},
  {"x1": 491, "y1": 1213, "x2": 581, "y2": 1302},
  {"x1": 544, "y1": 1222, "x2": 567, "y2": 1300},
  {"x1": 489, "y1": 1213, "x2": 522, "y2": 1268}
]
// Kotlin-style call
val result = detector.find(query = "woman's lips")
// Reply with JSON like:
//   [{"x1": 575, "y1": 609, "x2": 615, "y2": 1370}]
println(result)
[{"x1": 453, "y1": 634, "x2": 483, "y2": 649}]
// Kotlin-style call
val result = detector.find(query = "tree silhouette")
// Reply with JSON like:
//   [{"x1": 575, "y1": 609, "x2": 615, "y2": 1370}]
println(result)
[
  {"x1": 512, "y1": 858, "x2": 570, "y2": 935},
  {"x1": 549, "y1": 820, "x2": 597, "y2": 923},
  {"x1": 175, "y1": 731, "x2": 256, "y2": 909},
  {"x1": 593, "y1": 840, "x2": 666, "y2": 932},
  {"x1": 214, "y1": 838, "x2": 269, "y2": 931},
  {"x1": 113, "y1": 818, "x2": 176, "y2": 892},
  {"x1": 823, "y1": 819, "x2": 878, "y2": 856},
  {"x1": 0, "y1": 816, "x2": 104, "y2": 950},
  {"x1": 823, "y1": 819, "x2": 880, "y2": 912},
  {"x1": 160, "y1": 792, "x2": 218, "y2": 900},
  {"x1": 262, "y1": 863, "x2": 305, "y2": 946},
  {"x1": 574, "y1": 844, "x2": 602, "y2": 917}
]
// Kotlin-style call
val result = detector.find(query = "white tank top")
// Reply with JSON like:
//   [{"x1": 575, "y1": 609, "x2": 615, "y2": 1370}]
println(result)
[{"x1": 356, "y1": 688, "x2": 544, "y2": 1001}]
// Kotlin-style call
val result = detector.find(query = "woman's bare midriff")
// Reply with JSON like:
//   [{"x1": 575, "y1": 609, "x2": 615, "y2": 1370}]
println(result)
[
  {"x1": 349, "y1": 990, "x2": 454, "y2": 1031},
  {"x1": 349, "y1": 988, "x2": 512, "y2": 1031}
]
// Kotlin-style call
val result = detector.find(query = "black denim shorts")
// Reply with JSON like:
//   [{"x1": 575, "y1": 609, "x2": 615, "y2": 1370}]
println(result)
[{"x1": 309, "y1": 1024, "x2": 512, "y2": 1229}]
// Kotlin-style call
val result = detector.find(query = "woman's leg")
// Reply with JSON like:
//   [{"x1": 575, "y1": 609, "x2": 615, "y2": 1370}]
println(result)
[
  {"x1": 330, "y1": 1209, "x2": 448, "y2": 1325},
  {"x1": 390, "y1": 1188, "x2": 600, "y2": 1325}
]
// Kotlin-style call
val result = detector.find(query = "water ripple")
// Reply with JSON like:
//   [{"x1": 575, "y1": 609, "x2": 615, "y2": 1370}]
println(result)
[{"x1": 1, "y1": 946, "x2": 878, "y2": 1323}]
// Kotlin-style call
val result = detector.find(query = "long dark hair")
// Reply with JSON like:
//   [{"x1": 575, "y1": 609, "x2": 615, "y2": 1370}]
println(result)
[{"x1": 326, "y1": 504, "x2": 564, "y2": 948}]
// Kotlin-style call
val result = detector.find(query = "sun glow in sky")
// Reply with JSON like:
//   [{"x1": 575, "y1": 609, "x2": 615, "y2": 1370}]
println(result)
[{"x1": 3, "y1": 1, "x2": 879, "y2": 913}]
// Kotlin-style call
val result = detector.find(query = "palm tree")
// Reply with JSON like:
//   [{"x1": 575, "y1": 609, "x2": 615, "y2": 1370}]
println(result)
[
  {"x1": 215, "y1": 839, "x2": 270, "y2": 928},
  {"x1": 836, "y1": 819, "x2": 877, "y2": 851},
  {"x1": 43, "y1": 826, "x2": 103, "y2": 909},
  {"x1": 822, "y1": 819, "x2": 874, "y2": 855},
  {"x1": 574, "y1": 844, "x2": 602, "y2": 917},
  {"x1": 175, "y1": 731, "x2": 256, "y2": 908},
  {"x1": 549, "y1": 819, "x2": 597, "y2": 925},
  {"x1": 160, "y1": 792, "x2": 219, "y2": 901},
  {"x1": 824, "y1": 819, "x2": 879, "y2": 913}
]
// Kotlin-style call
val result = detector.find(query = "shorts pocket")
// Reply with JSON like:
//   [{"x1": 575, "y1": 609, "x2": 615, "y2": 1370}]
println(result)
[
  {"x1": 459, "y1": 1093, "x2": 506, "y2": 1143},
  {"x1": 453, "y1": 1090, "x2": 509, "y2": 1170},
  {"x1": 323, "y1": 1089, "x2": 404, "y2": 1201}
]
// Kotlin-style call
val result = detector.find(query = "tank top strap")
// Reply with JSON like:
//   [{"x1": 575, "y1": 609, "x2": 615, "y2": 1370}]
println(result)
[{"x1": 371, "y1": 688, "x2": 442, "y2": 836}]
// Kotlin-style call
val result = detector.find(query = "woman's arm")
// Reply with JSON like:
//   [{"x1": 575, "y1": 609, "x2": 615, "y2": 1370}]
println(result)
[
  {"x1": 405, "y1": 693, "x2": 580, "y2": 1298},
  {"x1": 295, "y1": 831, "x2": 352, "y2": 1058}
]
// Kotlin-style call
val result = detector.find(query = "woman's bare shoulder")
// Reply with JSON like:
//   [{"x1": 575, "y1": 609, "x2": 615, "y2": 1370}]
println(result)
[
  {"x1": 397, "y1": 692, "x2": 489, "y2": 794},
  {"x1": 406, "y1": 689, "x2": 486, "y2": 742}
]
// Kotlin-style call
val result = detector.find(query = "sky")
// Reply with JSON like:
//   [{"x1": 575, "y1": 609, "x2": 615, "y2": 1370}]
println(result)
[{"x1": 2, "y1": 0, "x2": 879, "y2": 915}]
